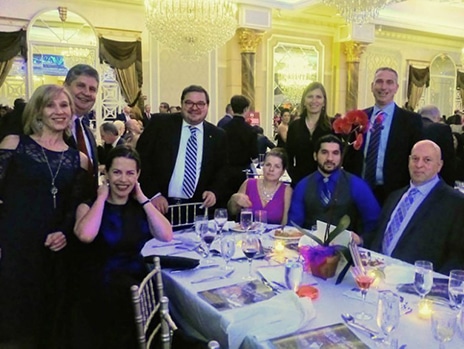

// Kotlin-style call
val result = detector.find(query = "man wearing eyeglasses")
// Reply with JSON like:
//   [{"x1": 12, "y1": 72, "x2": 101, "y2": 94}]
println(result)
[{"x1": 137, "y1": 85, "x2": 228, "y2": 214}]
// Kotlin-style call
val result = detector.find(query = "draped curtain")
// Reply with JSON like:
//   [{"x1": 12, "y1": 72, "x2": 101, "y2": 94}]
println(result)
[
  {"x1": 407, "y1": 66, "x2": 430, "y2": 111},
  {"x1": 99, "y1": 37, "x2": 143, "y2": 109},
  {"x1": 0, "y1": 29, "x2": 27, "y2": 87},
  {"x1": 456, "y1": 71, "x2": 464, "y2": 103}
]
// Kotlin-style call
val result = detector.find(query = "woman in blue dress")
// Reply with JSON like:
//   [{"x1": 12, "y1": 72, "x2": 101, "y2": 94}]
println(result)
[{"x1": 73, "y1": 145, "x2": 173, "y2": 348}]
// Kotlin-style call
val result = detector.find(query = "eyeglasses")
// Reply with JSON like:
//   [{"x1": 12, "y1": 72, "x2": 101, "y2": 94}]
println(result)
[{"x1": 184, "y1": 100, "x2": 207, "y2": 109}]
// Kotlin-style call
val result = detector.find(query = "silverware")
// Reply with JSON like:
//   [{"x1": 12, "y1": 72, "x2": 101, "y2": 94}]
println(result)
[
  {"x1": 151, "y1": 241, "x2": 182, "y2": 248},
  {"x1": 260, "y1": 276, "x2": 280, "y2": 294},
  {"x1": 170, "y1": 264, "x2": 219, "y2": 274},
  {"x1": 191, "y1": 270, "x2": 235, "y2": 284},
  {"x1": 341, "y1": 313, "x2": 383, "y2": 340}
]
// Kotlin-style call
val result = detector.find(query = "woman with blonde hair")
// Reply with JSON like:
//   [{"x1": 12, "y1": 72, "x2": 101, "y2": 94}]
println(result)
[{"x1": 0, "y1": 84, "x2": 89, "y2": 347}]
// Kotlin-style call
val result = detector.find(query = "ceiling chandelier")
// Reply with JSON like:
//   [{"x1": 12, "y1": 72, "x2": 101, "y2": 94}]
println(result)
[
  {"x1": 323, "y1": 0, "x2": 405, "y2": 24},
  {"x1": 144, "y1": 0, "x2": 238, "y2": 61}
]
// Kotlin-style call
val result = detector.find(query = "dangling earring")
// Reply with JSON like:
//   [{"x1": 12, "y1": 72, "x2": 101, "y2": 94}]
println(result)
[{"x1": 37, "y1": 119, "x2": 43, "y2": 129}]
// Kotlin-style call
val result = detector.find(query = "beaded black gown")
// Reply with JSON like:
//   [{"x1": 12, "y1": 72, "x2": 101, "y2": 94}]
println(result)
[{"x1": 0, "y1": 135, "x2": 83, "y2": 346}]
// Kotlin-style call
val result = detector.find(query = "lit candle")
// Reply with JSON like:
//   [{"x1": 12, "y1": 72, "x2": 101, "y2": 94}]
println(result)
[
  {"x1": 275, "y1": 240, "x2": 285, "y2": 253},
  {"x1": 418, "y1": 299, "x2": 433, "y2": 319}
]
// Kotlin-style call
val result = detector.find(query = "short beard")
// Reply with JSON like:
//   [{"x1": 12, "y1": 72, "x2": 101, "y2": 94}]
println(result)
[{"x1": 317, "y1": 162, "x2": 339, "y2": 176}]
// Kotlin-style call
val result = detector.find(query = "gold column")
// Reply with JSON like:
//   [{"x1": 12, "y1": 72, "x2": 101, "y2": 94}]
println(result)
[
  {"x1": 237, "y1": 28, "x2": 263, "y2": 111},
  {"x1": 344, "y1": 41, "x2": 368, "y2": 111}
]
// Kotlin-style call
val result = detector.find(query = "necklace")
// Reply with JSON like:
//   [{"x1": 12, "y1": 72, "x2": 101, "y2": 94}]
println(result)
[
  {"x1": 40, "y1": 146, "x2": 65, "y2": 209},
  {"x1": 259, "y1": 180, "x2": 279, "y2": 202}
]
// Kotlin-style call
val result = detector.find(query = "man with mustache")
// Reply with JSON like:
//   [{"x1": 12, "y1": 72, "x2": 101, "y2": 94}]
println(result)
[{"x1": 288, "y1": 135, "x2": 380, "y2": 240}]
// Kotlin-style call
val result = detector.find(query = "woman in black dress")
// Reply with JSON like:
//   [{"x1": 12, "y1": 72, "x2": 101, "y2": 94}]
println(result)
[
  {"x1": 0, "y1": 85, "x2": 89, "y2": 348},
  {"x1": 73, "y1": 145, "x2": 172, "y2": 348},
  {"x1": 285, "y1": 82, "x2": 332, "y2": 186}
]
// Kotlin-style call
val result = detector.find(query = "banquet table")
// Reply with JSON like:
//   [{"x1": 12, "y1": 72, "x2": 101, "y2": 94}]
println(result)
[{"x1": 141, "y1": 224, "x2": 464, "y2": 349}]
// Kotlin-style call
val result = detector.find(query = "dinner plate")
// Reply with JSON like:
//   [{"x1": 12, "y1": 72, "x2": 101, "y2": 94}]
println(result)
[
  {"x1": 269, "y1": 227, "x2": 304, "y2": 240},
  {"x1": 229, "y1": 223, "x2": 257, "y2": 233}
]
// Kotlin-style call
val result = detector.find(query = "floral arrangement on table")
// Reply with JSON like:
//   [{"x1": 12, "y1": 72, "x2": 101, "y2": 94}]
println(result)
[
  {"x1": 332, "y1": 109, "x2": 370, "y2": 151},
  {"x1": 293, "y1": 215, "x2": 352, "y2": 280}
]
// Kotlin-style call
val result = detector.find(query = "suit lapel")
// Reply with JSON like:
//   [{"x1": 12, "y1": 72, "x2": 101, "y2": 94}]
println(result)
[{"x1": 170, "y1": 115, "x2": 183, "y2": 171}]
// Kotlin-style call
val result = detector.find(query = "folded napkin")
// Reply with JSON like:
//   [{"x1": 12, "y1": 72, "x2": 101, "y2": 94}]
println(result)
[
  {"x1": 143, "y1": 255, "x2": 200, "y2": 270},
  {"x1": 343, "y1": 288, "x2": 412, "y2": 315},
  {"x1": 223, "y1": 291, "x2": 316, "y2": 348},
  {"x1": 257, "y1": 264, "x2": 318, "y2": 288}
]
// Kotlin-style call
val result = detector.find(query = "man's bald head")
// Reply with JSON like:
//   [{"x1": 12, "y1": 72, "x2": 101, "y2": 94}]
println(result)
[{"x1": 408, "y1": 140, "x2": 443, "y2": 185}]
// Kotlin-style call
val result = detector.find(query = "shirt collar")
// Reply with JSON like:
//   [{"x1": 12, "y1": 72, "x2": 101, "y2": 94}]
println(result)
[
  {"x1": 409, "y1": 175, "x2": 440, "y2": 195},
  {"x1": 374, "y1": 102, "x2": 395, "y2": 118},
  {"x1": 182, "y1": 120, "x2": 203, "y2": 133},
  {"x1": 316, "y1": 168, "x2": 340, "y2": 183}
]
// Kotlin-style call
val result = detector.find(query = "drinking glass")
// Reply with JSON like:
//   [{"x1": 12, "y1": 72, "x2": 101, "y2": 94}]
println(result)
[
  {"x1": 414, "y1": 260, "x2": 434, "y2": 299},
  {"x1": 195, "y1": 215, "x2": 208, "y2": 239},
  {"x1": 254, "y1": 210, "x2": 267, "y2": 235},
  {"x1": 200, "y1": 220, "x2": 216, "y2": 264},
  {"x1": 377, "y1": 291, "x2": 401, "y2": 348},
  {"x1": 448, "y1": 270, "x2": 464, "y2": 309},
  {"x1": 240, "y1": 209, "x2": 253, "y2": 232},
  {"x1": 285, "y1": 258, "x2": 303, "y2": 292},
  {"x1": 241, "y1": 233, "x2": 260, "y2": 280},
  {"x1": 214, "y1": 208, "x2": 228, "y2": 235},
  {"x1": 351, "y1": 267, "x2": 375, "y2": 321},
  {"x1": 431, "y1": 308, "x2": 457, "y2": 349},
  {"x1": 220, "y1": 235, "x2": 235, "y2": 271}
]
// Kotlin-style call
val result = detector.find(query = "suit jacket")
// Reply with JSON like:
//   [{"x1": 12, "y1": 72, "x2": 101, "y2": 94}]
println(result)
[
  {"x1": 97, "y1": 137, "x2": 125, "y2": 165},
  {"x1": 344, "y1": 104, "x2": 423, "y2": 199},
  {"x1": 217, "y1": 114, "x2": 232, "y2": 129},
  {"x1": 369, "y1": 180, "x2": 464, "y2": 273},
  {"x1": 422, "y1": 118, "x2": 455, "y2": 186},
  {"x1": 136, "y1": 113, "x2": 229, "y2": 203},
  {"x1": 116, "y1": 113, "x2": 129, "y2": 123}
]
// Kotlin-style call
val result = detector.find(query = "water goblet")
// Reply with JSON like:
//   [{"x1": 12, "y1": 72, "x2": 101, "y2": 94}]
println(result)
[
  {"x1": 254, "y1": 210, "x2": 267, "y2": 235},
  {"x1": 220, "y1": 235, "x2": 235, "y2": 271},
  {"x1": 448, "y1": 270, "x2": 464, "y2": 309},
  {"x1": 214, "y1": 208, "x2": 228, "y2": 235},
  {"x1": 241, "y1": 233, "x2": 260, "y2": 280},
  {"x1": 431, "y1": 308, "x2": 457, "y2": 349},
  {"x1": 351, "y1": 266, "x2": 375, "y2": 321},
  {"x1": 240, "y1": 209, "x2": 253, "y2": 232},
  {"x1": 414, "y1": 260, "x2": 434, "y2": 299},
  {"x1": 200, "y1": 220, "x2": 216, "y2": 264},
  {"x1": 285, "y1": 258, "x2": 303, "y2": 292},
  {"x1": 377, "y1": 290, "x2": 401, "y2": 348},
  {"x1": 195, "y1": 215, "x2": 208, "y2": 239}
]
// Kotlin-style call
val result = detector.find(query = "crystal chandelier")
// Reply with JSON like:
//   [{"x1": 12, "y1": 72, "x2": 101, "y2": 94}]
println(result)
[
  {"x1": 144, "y1": 0, "x2": 238, "y2": 61},
  {"x1": 323, "y1": 0, "x2": 405, "y2": 24}
]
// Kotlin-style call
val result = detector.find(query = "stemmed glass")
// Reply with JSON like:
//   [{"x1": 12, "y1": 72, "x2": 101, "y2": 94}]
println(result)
[
  {"x1": 448, "y1": 270, "x2": 464, "y2": 309},
  {"x1": 351, "y1": 266, "x2": 375, "y2": 320},
  {"x1": 414, "y1": 260, "x2": 434, "y2": 300},
  {"x1": 254, "y1": 210, "x2": 267, "y2": 235},
  {"x1": 240, "y1": 209, "x2": 253, "y2": 232},
  {"x1": 200, "y1": 220, "x2": 216, "y2": 264},
  {"x1": 241, "y1": 233, "x2": 260, "y2": 280},
  {"x1": 431, "y1": 308, "x2": 457, "y2": 349},
  {"x1": 220, "y1": 234, "x2": 235, "y2": 271},
  {"x1": 214, "y1": 208, "x2": 228, "y2": 235},
  {"x1": 377, "y1": 290, "x2": 401, "y2": 348}
]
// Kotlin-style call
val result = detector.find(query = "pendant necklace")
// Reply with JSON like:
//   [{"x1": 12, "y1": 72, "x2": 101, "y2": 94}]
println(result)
[
  {"x1": 260, "y1": 180, "x2": 279, "y2": 202},
  {"x1": 40, "y1": 146, "x2": 65, "y2": 209}
]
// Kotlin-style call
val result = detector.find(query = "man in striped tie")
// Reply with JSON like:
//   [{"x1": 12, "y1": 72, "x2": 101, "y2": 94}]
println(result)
[
  {"x1": 137, "y1": 85, "x2": 229, "y2": 214},
  {"x1": 343, "y1": 67, "x2": 423, "y2": 205},
  {"x1": 369, "y1": 140, "x2": 464, "y2": 273}
]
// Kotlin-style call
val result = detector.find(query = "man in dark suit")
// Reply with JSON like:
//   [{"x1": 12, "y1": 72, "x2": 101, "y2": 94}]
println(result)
[
  {"x1": 217, "y1": 104, "x2": 233, "y2": 129},
  {"x1": 142, "y1": 104, "x2": 153, "y2": 127},
  {"x1": 97, "y1": 122, "x2": 125, "y2": 166},
  {"x1": 116, "y1": 105, "x2": 131, "y2": 123},
  {"x1": 136, "y1": 85, "x2": 229, "y2": 213},
  {"x1": 344, "y1": 67, "x2": 423, "y2": 205},
  {"x1": 64, "y1": 64, "x2": 99, "y2": 187},
  {"x1": 419, "y1": 105, "x2": 455, "y2": 186},
  {"x1": 369, "y1": 140, "x2": 464, "y2": 274},
  {"x1": 223, "y1": 95, "x2": 258, "y2": 195}
]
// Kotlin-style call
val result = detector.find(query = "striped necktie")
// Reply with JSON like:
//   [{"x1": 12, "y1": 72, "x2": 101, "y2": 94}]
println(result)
[
  {"x1": 382, "y1": 187, "x2": 420, "y2": 254},
  {"x1": 320, "y1": 177, "x2": 331, "y2": 206},
  {"x1": 365, "y1": 111, "x2": 385, "y2": 187},
  {"x1": 182, "y1": 126, "x2": 198, "y2": 198}
]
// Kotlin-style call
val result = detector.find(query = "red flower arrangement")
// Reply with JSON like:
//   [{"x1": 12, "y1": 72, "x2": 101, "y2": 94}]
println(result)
[{"x1": 333, "y1": 109, "x2": 370, "y2": 150}]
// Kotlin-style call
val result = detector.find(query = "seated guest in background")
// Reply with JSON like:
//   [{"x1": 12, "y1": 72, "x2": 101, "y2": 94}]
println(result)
[
  {"x1": 73, "y1": 145, "x2": 172, "y2": 349},
  {"x1": 228, "y1": 148, "x2": 292, "y2": 225},
  {"x1": 369, "y1": 140, "x2": 464, "y2": 273},
  {"x1": 124, "y1": 118, "x2": 143, "y2": 148},
  {"x1": 253, "y1": 125, "x2": 275, "y2": 155},
  {"x1": 159, "y1": 102, "x2": 170, "y2": 113},
  {"x1": 113, "y1": 120, "x2": 126, "y2": 137},
  {"x1": 419, "y1": 104, "x2": 455, "y2": 186},
  {"x1": 288, "y1": 135, "x2": 381, "y2": 241},
  {"x1": 97, "y1": 122, "x2": 125, "y2": 166}
]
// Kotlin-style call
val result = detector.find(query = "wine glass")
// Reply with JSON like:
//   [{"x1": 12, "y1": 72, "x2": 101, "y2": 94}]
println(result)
[
  {"x1": 377, "y1": 290, "x2": 401, "y2": 348},
  {"x1": 254, "y1": 210, "x2": 267, "y2": 235},
  {"x1": 431, "y1": 308, "x2": 457, "y2": 349},
  {"x1": 240, "y1": 209, "x2": 253, "y2": 232},
  {"x1": 214, "y1": 208, "x2": 228, "y2": 235},
  {"x1": 448, "y1": 270, "x2": 464, "y2": 309},
  {"x1": 414, "y1": 260, "x2": 434, "y2": 299},
  {"x1": 351, "y1": 266, "x2": 375, "y2": 321},
  {"x1": 200, "y1": 220, "x2": 216, "y2": 264},
  {"x1": 285, "y1": 258, "x2": 303, "y2": 292},
  {"x1": 241, "y1": 233, "x2": 260, "y2": 280},
  {"x1": 220, "y1": 235, "x2": 235, "y2": 271}
]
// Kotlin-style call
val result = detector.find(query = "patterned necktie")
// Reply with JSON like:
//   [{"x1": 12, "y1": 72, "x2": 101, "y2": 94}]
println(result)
[
  {"x1": 182, "y1": 126, "x2": 198, "y2": 198},
  {"x1": 75, "y1": 118, "x2": 90, "y2": 160},
  {"x1": 382, "y1": 187, "x2": 420, "y2": 254},
  {"x1": 320, "y1": 177, "x2": 331, "y2": 206},
  {"x1": 365, "y1": 111, "x2": 385, "y2": 187}
]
